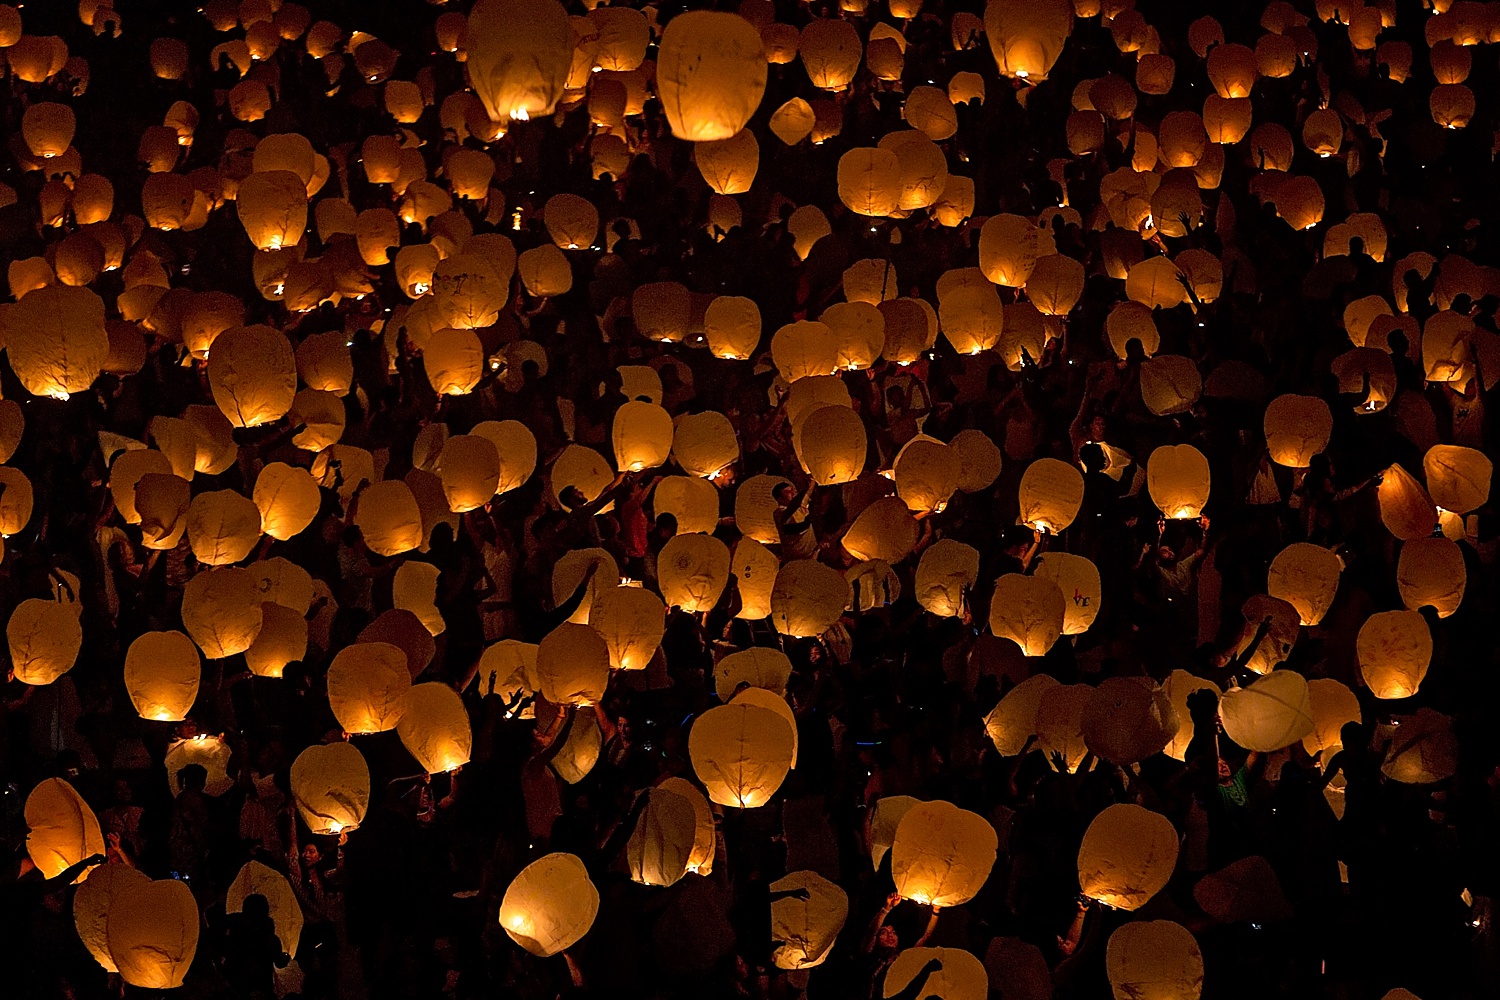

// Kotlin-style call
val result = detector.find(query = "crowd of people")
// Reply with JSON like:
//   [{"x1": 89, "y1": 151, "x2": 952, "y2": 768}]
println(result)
[{"x1": 1, "y1": 0, "x2": 1499, "y2": 998}]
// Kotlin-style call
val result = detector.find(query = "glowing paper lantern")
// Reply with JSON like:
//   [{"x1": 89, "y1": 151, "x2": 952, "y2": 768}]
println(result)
[
  {"x1": 895, "y1": 439, "x2": 961, "y2": 513},
  {"x1": 500, "y1": 853, "x2": 599, "y2": 956},
  {"x1": 5, "y1": 284, "x2": 109, "y2": 400},
  {"x1": 1018, "y1": 457, "x2": 1084, "y2": 533},
  {"x1": 328, "y1": 642, "x2": 411, "y2": 734},
  {"x1": 124, "y1": 631, "x2": 201, "y2": 722},
  {"x1": 988, "y1": 574, "x2": 1065, "y2": 657},
  {"x1": 1304, "y1": 679, "x2": 1361, "y2": 758},
  {"x1": 290, "y1": 741, "x2": 370, "y2": 835},
  {"x1": 1146, "y1": 445, "x2": 1211, "y2": 520},
  {"x1": 165, "y1": 736, "x2": 233, "y2": 797},
  {"x1": 800, "y1": 18, "x2": 861, "y2": 91},
  {"x1": 890, "y1": 799, "x2": 998, "y2": 907},
  {"x1": 883, "y1": 947, "x2": 986, "y2": 999},
  {"x1": 75, "y1": 863, "x2": 150, "y2": 973},
  {"x1": 690, "y1": 702, "x2": 795, "y2": 807},
  {"x1": 714, "y1": 647, "x2": 793, "y2": 702},
  {"x1": 770, "y1": 871, "x2": 847, "y2": 970},
  {"x1": 253, "y1": 463, "x2": 320, "y2": 541},
  {"x1": 626, "y1": 785, "x2": 698, "y2": 887},
  {"x1": 1378, "y1": 464, "x2": 1437, "y2": 541},
  {"x1": 397, "y1": 683, "x2": 472, "y2": 773},
  {"x1": 207, "y1": 325, "x2": 297, "y2": 428},
  {"x1": 842, "y1": 496, "x2": 920, "y2": 564},
  {"x1": 1267, "y1": 543, "x2": 1342, "y2": 625},
  {"x1": 771, "y1": 559, "x2": 852, "y2": 637},
  {"x1": 187, "y1": 489, "x2": 263, "y2": 566},
  {"x1": 915, "y1": 539, "x2": 980, "y2": 618},
  {"x1": 1106, "y1": 921, "x2": 1203, "y2": 1000},
  {"x1": 1219, "y1": 670, "x2": 1314, "y2": 753},
  {"x1": 1264, "y1": 394, "x2": 1332, "y2": 468},
  {"x1": 658, "y1": 533, "x2": 731, "y2": 612},
  {"x1": 671, "y1": 411, "x2": 739, "y2": 479},
  {"x1": 613, "y1": 400, "x2": 674, "y2": 472},
  {"x1": 1423, "y1": 445, "x2": 1490, "y2": 515},
  {"x1": 466, "y1": 0, "x2": 572, "y2": 122},
  {"x1": 1396, "y1": 537, "x2": 1465, "y2": 618},
  {"x1": 797, "y1": 405, "x2": 867, "y2": 485},
  {"x1": 537, "y1": 622, "x2": 611, "y2": 705},
  {"x1": 1358, "y1": 610, "x2": 1432, "y2": 700},
  {"x1": 25, "y1": 778, "x2": 103, "y2": 881},
  {"x1": 1382, "y1": 708, "x2": 1458, "y2": 785},
  {"x1": 1162, "y1": 670, "x2": 1220, "y2": 761},
  {"x1": 1082, "y1": 677, "x2": 1178, "y2": 765},
  {"x1": 838, "y1": 147, "x2": 903, "y2": 217},
  {"x1": 354, "y1": 480, "x2": 424, "y2": 556},
  {"x1": 471, "y1": 420, "x2": 538, "y2": 495},
  {"x1": 439, "y1": 434, "x2": 501, "y2": 512},
  {"x1": 985, "y1": 0, "x2": 1075, "y2": 80},
  {"x1": 1036, "y1": 683, "x2": 1094, "y2": 772},
  {"x1": 657, "y1": 12, "x2": 767, "y2": 142},
  {"x1": 8, "y1": 598, "x2": 83, "y2": 685},
  {"x1": 590, "y1": 585, "x2": 665, "y2": 670},
  {"x1": 238, "y1": 170, "x2": 307, "y2": 250},
  {"x1": 1078, "y1": 803, "x2": 1178, "y2": 909},
  {"x1": 227, "y1": 861, "x2": 303, "y2": 958},
  {"x1": 984, "y1": 674, "x2": 1059, "y2": 756},
  {"x1": 106, "y1": 878, "x2": 200, "y2": 989}
]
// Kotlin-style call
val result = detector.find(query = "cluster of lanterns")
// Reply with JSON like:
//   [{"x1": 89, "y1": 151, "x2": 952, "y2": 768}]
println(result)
[{"x1": 0, "y1": 0, "x2": 1486, "y2": 993}]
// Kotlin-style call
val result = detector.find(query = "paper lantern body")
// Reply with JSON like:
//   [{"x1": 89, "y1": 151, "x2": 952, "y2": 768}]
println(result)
[
  {"x1": 1424, "y1": 445, "x2": 1490, "y2": 514},
  {"x1": 328, "y1": 642, "x2": 411, "y2": 733},
  {"x1": 124, "y1": 631, "x2": 201, "y2": 721},
  {"x1": 466, "y1": 0, "x2": 572, "y2": 121},
  {"x1": 106, "y1": 878, "x2": 200, "y2": 989},
  {"x1": 25, "y1": 778, "x2": 104, "y2": 882},
  {"x1": 74, "y1": 863, "x2": 150, "y2": 973},
  {"x1": 704, "y1": 295, "x2": 762, "y2": 359},
  {"x1": 890, "y1": 800, "x2": 998, "y2": 907},
  {"x1": 659, "y1": 776, "x2": 716, "y2": 874},
  {"x1": 771, "y1": 559, "x2": 852, "y2": 637},
  {"x1": 689, "y1": 702, "x2": 796, "y2": 807},
  {"x1": 672, "y1": 411, "x2": 739, "y2": 479},
  {"x1": 290, "y1": 742, "x2": 369, "y2": 835},
  {"x1": 1036, "y1": 683, "x2": 1093, "y2": 772},
  {"x1": 537, "y1": 622, "x2": 611, "y2": 705},
  {"x1": 5, "y1": 284, "x2": 109, "y2": 400},
  {"x1": 1378, "y1": 463, "x2": 1437, "y2": 540},
  {"x1": 165, "y1": 737, "x2": 234, "y2": 797},
  {"x1": 613, "y1": 400, "x2": 674, "y2": 472},
  {"x1": 397, "y1": 682, "x2": 472, "y2": 773},
  {"x1": 770, "y1": 871, "x2": 848, "y2": 969},
  {"x1": 1396, "y1": 537, "x2": 1465, "y2": 618},
  {"x1": 1018, "y1": 458, "x2": 1084, "y2": 533},
  {"x1": 1267, "y1": 543, "x2": 1342, "y2": 625},
  {"x1": 590, "y1": 585, "x2": 665, "y2": 670},
  {"x1": 627, "y1": 785, "x2": 699, "y2": 887},
  {"x1": 985, "y1": 0, "x2": 1074, "y2": 80},
  {"x1": 355, "y1": 480, "x2": 424, "y2": 556},
  {"x1": 254, "y1": 462, "x2": 320, "y2": 541},
  {"x1": 1078, "y1": 803, "x2": 1179, "y2": 910},
  {"x1": 1264, "y1": 394, "x2": 1333, "y2": 468},
  {"x1": 915, "y1": 539, "x2": 980, "y2": 618},
  {"x1": 658, "y1": 533, "x2": 731, "y2": 613},
  {"x1": 208, "y1": 325, "x2": 297, "y2": 428},
  {"x1": 797, "y1": 405, "x2": 867, "y2": 486},
  {"x1": 1219, "y1": 671, "x2": 1315, "y2": 752},
  {"x1": 500, "y1": 853, "x2": 600, "y2": 956},
  {"x1": 238, "y1": 170, "x2": 307, "y2": 250},
  {"x1": 1147, "y1": 445, "x2": 1211, "y2": 520},
  {"x1": 1304, "y1": 678, "x2": 1362, "y2": 758},
  {"x1": 895, "y1": 439, "x2": 961, "y2": 514},
  {"x1": 883, "y1": 947, "x2": 987, "y2": 1000},
  {"x1": 1033, "y1": 552, "x2": 1101, "y2": 635},
  {"x1": 1083, "y1": 677, "x2": 1178, "y2": 766},
  {"x1": 984, "y1": 674, "x2": 1059, "y2": 756},
  {"x1": 1162, "y1": 670, "x2": 1220, "y2": 761},
  {"x1": 1382, "y1": 708, "x2": 1458, "y2": 785},
  {"x1": 657, "y1": 12, "x2": 767, "y2": 142},
  {"x1": 187, "y1": 489, "x2": 263, "y2": 565},
  {"x1": 227, "y1": 860, "x2": 303, "y2": 957},
  {"x1": 9, "y1": 597, "x2": 83, "y2": 685},
  {"x1": 1106, "y1": 921, "x2": 1204, "y2": 1000},
  {"x1": 714, "y1": 646, "x2": 794, "y2": 702},
  {"x1": 1358, "y1": 610, "x2": 1432, "y2": 700},
  {"x1": 842, "y1": 496, "x2": 920, "y2": 564},
  {"x1": 988, "y1": 573, "x2": 1065, "y2": 657}
]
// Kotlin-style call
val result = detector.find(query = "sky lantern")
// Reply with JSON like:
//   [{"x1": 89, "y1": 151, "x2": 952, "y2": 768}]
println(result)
[
  {"x1": 290, "y1": 741, "x2": 370, "y2": 835},
  {"x1": 985, "y1": 0, "x2": 1075, "y2": 81},
  {"x1": 690, "y1": 702, "x2": 796, "y2": 807},
  {"x1": 397, "y1": 682, "x2": 472, "y2": 773},
  {"x1": 1266, "y1": 543, "x2": 1342, "y2": 626},
  {"x1": 658, "y1": 533, "x2": 731, "y2": 612},
  {"x1": 883, "y1": 948, "x2": 988, "y2": 1000},
  {"x1": 770, "y1": 871, "x2": 847, "y2": 969},
  {"x1": 8, "y1": 597, "x2": 83, "y2": 685},
  {"x1": 1219, "y1": 670, "x2": 1315, "y2": 753},
  {"x1": 1018, "y1": 457, "x2": 1084, "y2": 533},
  {"x1": 105, "y1": 878, "x2": 200, "y2": 989},
  {"x1": 890, "y1": 799, "x2": 997, "y2": 907},
  {"x1": 328, "y1": 642, "x2": 412, "y2": 734},
  {"x1": 226, "y1": 861, "x2": 303, "y2": 959},
  {"x1": 1106, "y1": 921, "x2": 1204, "y2": 1000},
  {"x1": 657, "y1": 12, "x2": 767, "y2": 142},
  {"x1": 1082, "y1": 677, "x2": 1178, "y2": 765},
  {"x1": 613, "y1": 400, "x2": 674, "y2": 472},
  {"x1": 1078, "y1": 803, "x2": 1178, "y2": 909},
  {"x1": 500, "y1": 853, "x2": 599, "y2": 956},
  {"x1": 25, "y1": 777, "x2": 103, "y2": 881},
  {"x1": 1264, "y1": 394, "x2": 1333, "y2": 468},
  {"x1": 75, "y1": 863, "x2": 151, "y2": 973},
  {"x1": 466, "y1": 0, "x2": 572, "y2": 122},
  {"x1": 915, "y1": 539, "x2": 980, "y2": 618},
  {"x1": 1396, "y1": 537, "x2": 1465, "y2": 618},
  {"x1": 626, "y1": 785, "x2": 698, "y2": 887},
  {"x1": 124, "y1": 631, "x2": 201, "y2": 722},
  {"x1": 771, "y1": 559, "x2": 852, "y2": 637},
  {"x1": 590, "y1": 585, "x2": 665, "y2": 670}
]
